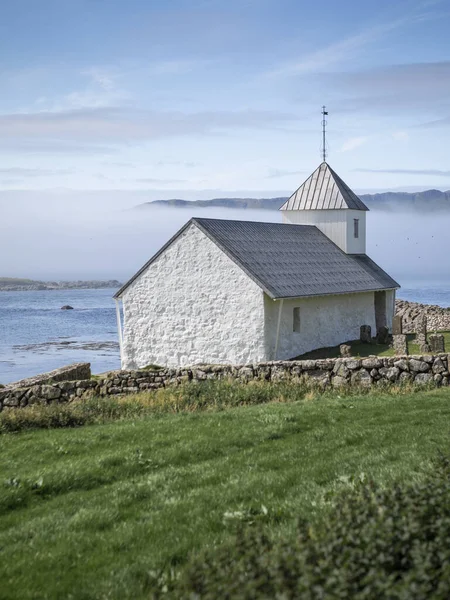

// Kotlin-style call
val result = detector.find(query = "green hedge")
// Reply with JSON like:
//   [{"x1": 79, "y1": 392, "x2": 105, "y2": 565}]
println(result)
[{"x1": 170, "y1": 454, "x2": 450, "y2": 599}]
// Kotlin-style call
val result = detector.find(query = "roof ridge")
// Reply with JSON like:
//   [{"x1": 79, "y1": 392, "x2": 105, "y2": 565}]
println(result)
[{"x1": 192, "y1": 217, "x2": 315, "y2": 228}]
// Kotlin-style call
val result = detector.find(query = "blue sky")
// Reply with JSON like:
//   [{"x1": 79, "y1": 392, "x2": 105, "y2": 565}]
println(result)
[{"x1": 1, "y1": 0, "x2": 450, "y2": 195}]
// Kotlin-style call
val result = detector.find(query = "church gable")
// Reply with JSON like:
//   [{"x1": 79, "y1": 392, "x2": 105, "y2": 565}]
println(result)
[
  {"x1": 119, "y1": 221, "x2": 266, "y2": 368},
  {"x1": 116, "y1": 220, "x2": 261, "y2": 300}
]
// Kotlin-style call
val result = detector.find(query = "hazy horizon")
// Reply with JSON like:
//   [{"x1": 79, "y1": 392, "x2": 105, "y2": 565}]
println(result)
[{"x1": 2, "y1": 194, "x2": 449, "y2": 286}]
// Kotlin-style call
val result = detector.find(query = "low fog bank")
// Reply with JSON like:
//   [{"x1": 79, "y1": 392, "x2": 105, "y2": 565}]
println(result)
[
  {"x1": 0, "y1": 196, "x2": 278, "y2": 281},
  {"x1": 366, "y1": 212, "x2": 449, "y2": 286},
  {"x1": 1, "y1": 192, "x2": 449, "y2": 287}
]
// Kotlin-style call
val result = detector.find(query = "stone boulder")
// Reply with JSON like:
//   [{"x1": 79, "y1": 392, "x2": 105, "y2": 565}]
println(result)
[
  {"x1": 351, "y1": 369, "x2": 372, "y2": 387},
  {"x1": 414, "y1": 373, "x2": 433, "y2": 385},
  {"x1": 360, "y1": 325, "x2": 372, "y2": 344},
  {"x1": 429, "y1": 334, "x2": 445, "y2": 353},
  {"x1": 340, "y1": 344, "x2": 352, "y2": 358},
  {"x1": 362, "y1": 357, "x2": 383, "y2": 369},
  {"x1": 376, "y1": 326, "x2": 390, "y2": 345},
  {"x1": 409, "y1": 359, "x2": 430, "y2": 373}
]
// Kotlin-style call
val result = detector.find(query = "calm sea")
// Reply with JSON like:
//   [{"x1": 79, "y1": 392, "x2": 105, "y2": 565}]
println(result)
[
  {"x1": 1, "y1": 285, "x2": 449, "y2": 385},
  {"x1": 0, "y1": 289, "x2": 120, "y2": 385}
]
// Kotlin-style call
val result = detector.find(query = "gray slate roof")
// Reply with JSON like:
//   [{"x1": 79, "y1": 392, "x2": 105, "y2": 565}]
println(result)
[
  {"x1": 280, "y1": 162, "x2": 369, "y2": 212},
  {"x1": 115, "y1": 218, "x2": 399, "y2": 300}
]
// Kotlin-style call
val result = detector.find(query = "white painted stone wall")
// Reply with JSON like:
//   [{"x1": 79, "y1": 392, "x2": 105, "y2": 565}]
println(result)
[
  {"x1": 282, "y1": 209, "x2": 366, "y2": 254},
  {"x1": 264, "y1": 292, "x2": 378, "y2": 360},
  {"x1": 121, "y1": 223, "x2": 266, "y2": 368}
]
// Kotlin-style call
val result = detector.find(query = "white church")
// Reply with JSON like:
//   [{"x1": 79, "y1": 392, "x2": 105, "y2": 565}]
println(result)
[{"x1": 114, "y1": 161, "x2": 399, "y2": 369}]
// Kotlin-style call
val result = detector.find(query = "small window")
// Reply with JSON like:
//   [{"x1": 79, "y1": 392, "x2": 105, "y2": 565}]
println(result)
[
  {"x1": 354, "y1": 218, "x2": 359, "y2": 239},
  {"x1": 293, "y1": 307, "x2": 301, "y2": 333}
]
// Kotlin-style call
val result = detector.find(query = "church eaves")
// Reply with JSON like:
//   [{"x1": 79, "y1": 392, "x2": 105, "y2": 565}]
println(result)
[{"x1": 279, "y1": 162, "x2": 369, "y2": 212}]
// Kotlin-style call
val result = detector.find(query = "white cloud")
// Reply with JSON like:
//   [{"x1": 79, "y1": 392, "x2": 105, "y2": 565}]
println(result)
[
  {"x1": 392, "y1": 131, "x2": 409, "y2": 141},
  {"x1": 267, "y1": 5, "x2": 445, "y2": 77},
  {"x1": 0, "y1": 167, "x2": 71, "y2": 178},
  {"x1": 145, "y1": 59, "x2": 214, "y2": 75},
  {"x1": 81, "y1": 67, "x2": 117, "y2": 92},
  {"x1": 156, "y1": 160, "x2": 200, "y2": 167},
  {"x1": 135, "y1": 177, "x2": 189, "y2": 184},
  {"x1": 35, "y1": 66, "x2": 130, "y2": 112},
  {"x1": 416, "y1": 115, "x2": 450, "y2": 128},
  {"x1": 327, "y1": 61, "x2": 450, "y2": 116},
  {"x1": 340, "y1": 136, "x2": 370, "y2": 152},
  {"x1": 265, "y1": 168, "x2": 307, "y2": 179},
  {"x1": 0, "y1": 139, "x2": 117, "y2": 155},
  {"x1": 355, "y1": 167, "x2": 450, "y2": 177},
  {"x1": 62, "y1": 90, "x2": 119, "y2": 109},
  {"x1": 0, "y1": 107, "x2": 297, "y2": 152}
]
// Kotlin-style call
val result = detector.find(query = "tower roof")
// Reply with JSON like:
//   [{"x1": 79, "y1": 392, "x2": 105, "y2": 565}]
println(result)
[{"x1": 279, "y1": 162, "x2": 369, "y2": 212}]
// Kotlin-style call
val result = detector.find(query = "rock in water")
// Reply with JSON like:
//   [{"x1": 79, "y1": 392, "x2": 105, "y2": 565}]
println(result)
[{"x1": 61, "y1": 305, "x2": 74, "y2": 310}]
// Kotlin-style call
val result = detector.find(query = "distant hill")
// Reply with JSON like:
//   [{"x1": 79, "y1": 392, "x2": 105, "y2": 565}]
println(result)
[
  {"x1": 137, "y1": 189, "x2": 450, "y2": 212},
  {"x1": 0, "y1": 278, "x2": 123, "y2": 292},
  {"x1": 145, "y1": 197, "x2": 287, "y2": 210},
  {"x1": 361, "y1": 189, "x2": 450, "y2": 212}
]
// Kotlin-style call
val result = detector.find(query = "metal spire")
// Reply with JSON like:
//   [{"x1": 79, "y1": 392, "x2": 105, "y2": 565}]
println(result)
[{"x1": 321, "y1": 105, "x2": 328, "y2": 163}]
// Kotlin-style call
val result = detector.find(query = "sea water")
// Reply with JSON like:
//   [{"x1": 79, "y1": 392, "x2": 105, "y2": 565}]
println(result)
[
  {"x1": 0, "y1": 289, "x2": 120, "y2": 384},
  {"x1": 1, "y1": 285, "x2": 449, "y2": 385}
]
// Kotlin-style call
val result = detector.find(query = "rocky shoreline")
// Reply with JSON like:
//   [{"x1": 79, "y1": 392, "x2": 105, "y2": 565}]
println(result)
[
  {"x1": 0, "y1": 278, "x2": 122, "y2": 292},
  {"x1": 395, "y1": 299, "x2": 450, "y2": 333}
]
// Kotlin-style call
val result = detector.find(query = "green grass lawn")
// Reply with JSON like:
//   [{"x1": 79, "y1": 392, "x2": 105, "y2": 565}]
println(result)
[
  {"x1": 408, "y1": 330, "x2": 450, "y2": 354},
  {"x1": 297, "y1": 330, "x2": 450, "y2": 359},
  {"x1": 297, "y1": 340, "x2": 395, "y2": 359},
  {"x1": 1, "y1": 388, "x2": 450, "y2": 599}
]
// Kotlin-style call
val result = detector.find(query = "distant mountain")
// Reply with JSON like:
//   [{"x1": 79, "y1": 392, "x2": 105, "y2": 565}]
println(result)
[
  {"x1": 360, "y1": 189, "x2": 450, "y2": 211},
  {"x1": 137, "y1": 189, "x2": 450, "y2": 212},
  {"x1": 0, "y1": 278, "x2": 123, "y2": 292},
  {"x1": 145, "y1": 197, "x2": 287, "y2": 210}
]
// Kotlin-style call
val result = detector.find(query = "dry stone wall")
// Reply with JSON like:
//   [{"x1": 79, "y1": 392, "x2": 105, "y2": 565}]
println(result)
[
  {"x1": 5, "y1": 363, "x2": 91, "y2": 388},
  {"x1": 1, "y1": 356, "x2": 449, "y2": 412},
  {"x1": 396, "y1": 299, "x2": 450, "y2": 333}
]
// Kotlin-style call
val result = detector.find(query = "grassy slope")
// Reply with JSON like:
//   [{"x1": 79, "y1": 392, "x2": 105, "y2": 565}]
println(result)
[
  {"x1": 0, "y1": 277, "x2": 39, "y2": 285},
  {"x1": 1, "y1": 389, "x2": 450, "y2": 599}
]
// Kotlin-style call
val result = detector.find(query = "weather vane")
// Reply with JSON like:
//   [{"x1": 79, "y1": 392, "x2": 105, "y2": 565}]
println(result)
[{"x1": 322, "y1": 105, "x2": 328, "y2": 162}]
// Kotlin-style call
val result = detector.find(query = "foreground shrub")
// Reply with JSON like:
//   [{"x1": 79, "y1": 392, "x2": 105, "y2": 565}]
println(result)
[
  {"x1": 0, "y1": 397, "x2": 149, "y2": 433},
  {"x1": 170, "y1": 455, "x2": 450, "y2": 599},
  {"x1": 0, "y1": 402, "x2": 89, "y2": 432}
]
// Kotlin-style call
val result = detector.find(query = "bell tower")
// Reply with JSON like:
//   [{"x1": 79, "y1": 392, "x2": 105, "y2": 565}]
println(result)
[{"x1": 280, "y1": 108, "x2": 368, "y2": 255}]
